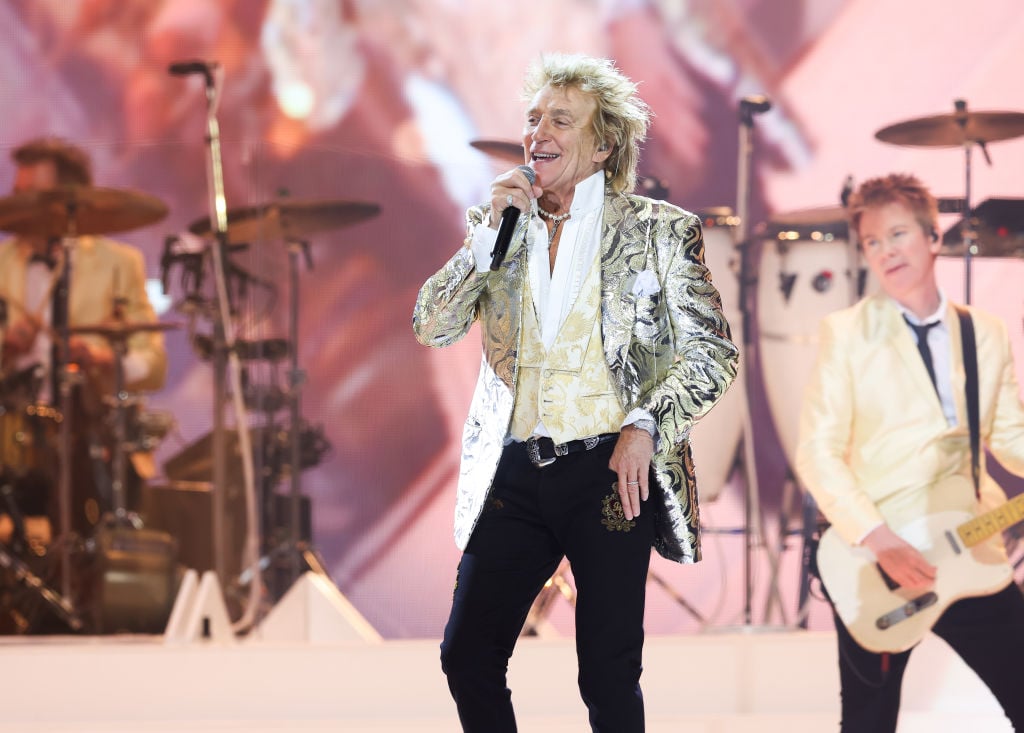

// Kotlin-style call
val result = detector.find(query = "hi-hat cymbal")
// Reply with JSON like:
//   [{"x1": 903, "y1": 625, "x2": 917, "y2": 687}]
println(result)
[
  {"x1": 188, "y1": 200, "x2": 380, "y2": 244},
  {"x1": 69, "y1": 321, "x2": 182, "y2": 340},
  {"x1": 0, "y1": 185, "x2": 169, "y2": 237},
  {"x1": 875, "y1": 110, "x2": 1024, "y2": 147},
  {"x1": 470, "y1": 139, "x2": 525, "y2": 163}
]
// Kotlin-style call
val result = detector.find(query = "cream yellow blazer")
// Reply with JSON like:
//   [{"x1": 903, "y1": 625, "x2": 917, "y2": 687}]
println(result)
[
  {"x1": 0, "y1": 236, "x2": 167, "y2": 393},
  {"x1": 796, "y1": 293, "x2": 1024, "y2": 546}
]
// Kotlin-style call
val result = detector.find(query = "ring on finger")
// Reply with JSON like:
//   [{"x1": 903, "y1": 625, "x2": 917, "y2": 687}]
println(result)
[
  {"x1": 626, "y1": 481, "x2": 639, "y2": 486},
  {"x1": 506, "y1": 194, "x2": 513, "y2": 206}
]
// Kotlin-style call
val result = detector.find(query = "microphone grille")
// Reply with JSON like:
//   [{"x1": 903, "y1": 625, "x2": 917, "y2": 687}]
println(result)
[{"x1": 517, "y1": 165, "x2": 537, "y2": 185}]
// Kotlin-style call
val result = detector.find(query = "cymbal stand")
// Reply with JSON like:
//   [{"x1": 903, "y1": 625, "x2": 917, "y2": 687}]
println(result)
[
  {"x1": 954, "y1": 99, "x2": 980, "y2": 305},
  {"x1": 285, "y1": 235, "x2": 311, "y2": 587},
  {"x1": 103, "y1": 321, "x2": 142, "y2": 528},
  {"x1": 55, "y1": 209, "x2": 82, "y2": 608},
  {"x1": 174, "y1": 59, "x2": 260, "y2": 630}
]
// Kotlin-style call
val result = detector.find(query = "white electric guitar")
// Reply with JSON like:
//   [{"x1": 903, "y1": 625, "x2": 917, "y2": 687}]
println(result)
[{"x1": 816, "y1": 493, "x2": 1024, "y2": 653}]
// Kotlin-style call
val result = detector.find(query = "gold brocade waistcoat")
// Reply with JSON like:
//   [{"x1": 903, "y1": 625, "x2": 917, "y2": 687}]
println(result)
[{"x1": 509, "y1": 253, "x2": 626, "y2": 443}]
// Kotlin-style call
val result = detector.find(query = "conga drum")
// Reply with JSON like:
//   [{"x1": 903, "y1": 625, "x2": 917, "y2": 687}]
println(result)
[
  {"x1": 687, "y1": 208, "x2": 745, "y2": 501},
  {"x1": 756, "y1": 206, "x2": 872, "y2": 468}
]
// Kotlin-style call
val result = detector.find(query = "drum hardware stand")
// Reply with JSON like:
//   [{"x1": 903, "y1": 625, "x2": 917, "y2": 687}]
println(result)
[
  {"x1": 0, "y1": 477, "x2": 81, "y2": 632},
  {"x1": 242, "y1": 228, "x2": 338, "y2": 609},
  {"x1": 171, "y1": 59, "x2": 261, "y2": 631}
]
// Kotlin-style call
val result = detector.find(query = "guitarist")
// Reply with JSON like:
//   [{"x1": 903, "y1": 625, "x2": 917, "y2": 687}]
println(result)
[{"x1": 796, "y1": 173, "x2": 1024, "y2": 732}]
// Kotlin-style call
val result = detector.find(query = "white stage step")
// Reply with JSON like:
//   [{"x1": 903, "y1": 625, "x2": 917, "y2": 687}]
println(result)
[{"x1": 0, "y1": 630, "x2": 1010, "y2": 732}]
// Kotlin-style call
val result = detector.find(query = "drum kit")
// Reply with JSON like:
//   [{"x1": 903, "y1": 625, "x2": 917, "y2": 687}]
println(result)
[
  {"x1": 472, "y1": 98, "x2": 1024, "y2": 627},
  {"x1": 0, "y1": 173, "x2": 377, "y2": 633}
]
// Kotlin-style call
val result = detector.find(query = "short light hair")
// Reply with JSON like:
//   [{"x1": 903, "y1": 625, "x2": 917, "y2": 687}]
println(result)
[
  {"x1": 848, "y1": 173, "x2": 938, "y2": 240},
  {"x1": 12, "y1": 137, "x2": 93, "y2": 186},
  {"x1": 522, "y1": 53, "x2": 650, "y2": 195}
]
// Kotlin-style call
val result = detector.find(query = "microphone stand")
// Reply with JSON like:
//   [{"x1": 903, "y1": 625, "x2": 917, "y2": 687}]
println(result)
[
  {"x1": 734, "y1": 95, "x2": 786, "y2": 627},
  {"x1": 179, "y1": 61, "x2": 260, "y2": 630}
]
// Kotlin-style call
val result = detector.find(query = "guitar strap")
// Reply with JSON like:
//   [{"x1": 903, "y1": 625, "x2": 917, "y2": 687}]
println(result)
[{"x1": 953, "y1": 304, "x2": 980, "y2": 498}]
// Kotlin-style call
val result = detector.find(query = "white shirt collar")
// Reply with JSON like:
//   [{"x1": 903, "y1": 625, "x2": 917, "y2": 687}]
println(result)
[
  {"x1": 895, "y1": 290, "x2": 948, "y2": 326},
  {"x1": 567, "y1": 170, "x2": 607, "y2": 216}
]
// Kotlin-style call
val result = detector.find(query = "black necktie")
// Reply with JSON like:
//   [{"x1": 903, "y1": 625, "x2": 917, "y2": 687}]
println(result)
[{"x1": 904, "y1": 316, "x2": 941, "y2": 392}]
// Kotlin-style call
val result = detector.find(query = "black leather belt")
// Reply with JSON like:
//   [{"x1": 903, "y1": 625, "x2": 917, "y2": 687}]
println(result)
[{"x1": 524, "y1": 433, "x2": 618, "y2": 468}]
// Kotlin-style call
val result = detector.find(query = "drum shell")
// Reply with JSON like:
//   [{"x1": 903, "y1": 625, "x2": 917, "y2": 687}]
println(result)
[
  {"x1": 756, "y1": 214, "x2": 871, "y2": 468},
  {"x1": 0, "y1": 403, "x2": 61, "y2": 481},
  {"x1": 687, "y1": 212, "x2": 744, "y2": 501}
]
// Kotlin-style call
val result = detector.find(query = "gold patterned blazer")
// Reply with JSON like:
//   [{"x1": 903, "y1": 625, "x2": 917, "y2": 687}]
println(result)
[
  {"x1": 413, "y1": 188, "x2": 738, "y2": 563},
  {"x1": 796, "y1": 294, "x2": 1024, "y2": 547}
]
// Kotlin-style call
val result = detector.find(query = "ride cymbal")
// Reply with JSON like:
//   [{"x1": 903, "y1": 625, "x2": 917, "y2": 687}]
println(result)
[
  {"x1": 875, "y1": 110, "x2": 1024, "y2": 147},
  {"x1": 0, "y1": 186, "x2": 169, "y2": 237},
  {"x1": 188, "y1": 200, "x2": 380, "y2": 244}
]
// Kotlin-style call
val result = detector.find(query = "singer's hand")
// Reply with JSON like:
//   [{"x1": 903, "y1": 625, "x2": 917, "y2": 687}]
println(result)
[{"x1": 489, "y1": 167, "x2": 540, "y2": 228}]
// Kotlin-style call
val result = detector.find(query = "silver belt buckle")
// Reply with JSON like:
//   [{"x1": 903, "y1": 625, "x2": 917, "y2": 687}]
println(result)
[{"x1": 526, "y1": 437, "x2": 556, "y2": 468}]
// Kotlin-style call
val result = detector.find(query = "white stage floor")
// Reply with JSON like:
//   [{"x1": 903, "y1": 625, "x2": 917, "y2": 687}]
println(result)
[{"x1": 0, "y1": 628, "x2": 1010, "y2": 733}]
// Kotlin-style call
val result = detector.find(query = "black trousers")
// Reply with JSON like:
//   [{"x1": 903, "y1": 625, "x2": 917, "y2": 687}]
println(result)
[
  {"x1": 440, "y1": 437, "x2": 656, "y2": 732},
  {"x1": 832, "y1": 582, "x2": 1024, "y2": 732}
]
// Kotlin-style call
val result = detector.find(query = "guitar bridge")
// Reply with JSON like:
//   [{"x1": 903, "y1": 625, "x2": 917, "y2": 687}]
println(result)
[{"x1": 875, "y1": 592, "x2": 939, "y2": 630}]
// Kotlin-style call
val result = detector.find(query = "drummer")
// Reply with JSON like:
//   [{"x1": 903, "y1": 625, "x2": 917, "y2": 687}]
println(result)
[{"x1": 0, "y1": 136, "x2": 167, "y2": 539}]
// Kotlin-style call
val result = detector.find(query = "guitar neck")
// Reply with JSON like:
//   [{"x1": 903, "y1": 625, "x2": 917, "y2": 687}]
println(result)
[{"x1": 957, "y1": 493, "x2": 1024, "y2": 547}]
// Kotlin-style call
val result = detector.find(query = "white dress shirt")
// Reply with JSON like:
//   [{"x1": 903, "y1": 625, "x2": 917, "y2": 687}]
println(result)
[
  {"x1": 895, "y1": 291, "x2": 957, "y2": 427},
  {"x1": 469, "y1": 172, "x2": 655, "y2": 439}
]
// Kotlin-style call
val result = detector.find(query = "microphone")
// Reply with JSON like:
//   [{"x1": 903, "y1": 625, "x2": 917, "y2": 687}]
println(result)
[
  {"x1": 168, "y1": 60, "x2": 218, "y2": 85},
  {"x1": 840, "y1": 175, "x2": 854, "y2": 208},
  {"x1": 739, "y1": 95, "x2": 772, "y2": 126},
  {"x1": 740, "y1": 95, "x2": 772, "y2": 115},
  {"x1": 490, "y1": 165, "x2": 537, "y2": 272}
]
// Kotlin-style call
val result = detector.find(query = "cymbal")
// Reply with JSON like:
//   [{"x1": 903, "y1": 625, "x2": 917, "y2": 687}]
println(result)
[
  {"x1": 0, "y1": 185, "x2": 169, "y2": 237},
  {"x1": 69, "y1": 321, "x2": 182, "y2": 340},
  {"x1": 470, "y1": 139, "x2": 525, "y2": 163},
  {"x1": 188, "y1": 200, "x2": 380, "y2": 244},
  {"x1": 875, "y1": 110, "x2": 1024, "y2": 147}
]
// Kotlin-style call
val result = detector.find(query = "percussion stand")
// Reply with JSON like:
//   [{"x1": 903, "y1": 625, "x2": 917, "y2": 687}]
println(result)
[{"x1": 733, "y1": 95, "x2": 787, "y2": 627}]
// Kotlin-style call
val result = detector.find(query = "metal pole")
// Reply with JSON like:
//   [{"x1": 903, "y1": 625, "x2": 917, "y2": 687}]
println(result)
[{"x1": 735, "y1": 96, "x2": 770, "y2": 626}]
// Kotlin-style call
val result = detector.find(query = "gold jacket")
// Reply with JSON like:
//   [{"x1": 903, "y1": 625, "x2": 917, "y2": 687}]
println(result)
[{"x1": 413, "y1": 189, "x2": 738, "y2": 562}]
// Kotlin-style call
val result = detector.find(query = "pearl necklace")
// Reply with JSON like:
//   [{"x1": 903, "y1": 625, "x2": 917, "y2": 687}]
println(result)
[
  {"x1": 537, "y1": 206, "x2": 570, "y2": 245},
  {"x1": 537, "y1": 206, "x2": 571, "y2": 224}
]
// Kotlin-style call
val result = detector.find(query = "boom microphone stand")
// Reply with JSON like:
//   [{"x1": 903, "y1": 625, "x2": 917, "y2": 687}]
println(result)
[
  {"x1": 733, "y1": 95, "x2": 786, "y2": 627},
  {"x1": 170, "y1": 59, "x2": 260, "y2": 631}
]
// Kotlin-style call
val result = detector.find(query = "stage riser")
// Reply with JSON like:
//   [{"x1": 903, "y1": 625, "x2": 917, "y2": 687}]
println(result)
[{"x1": 0, "y1": 631, "x2": 1008, "y2": 731}]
